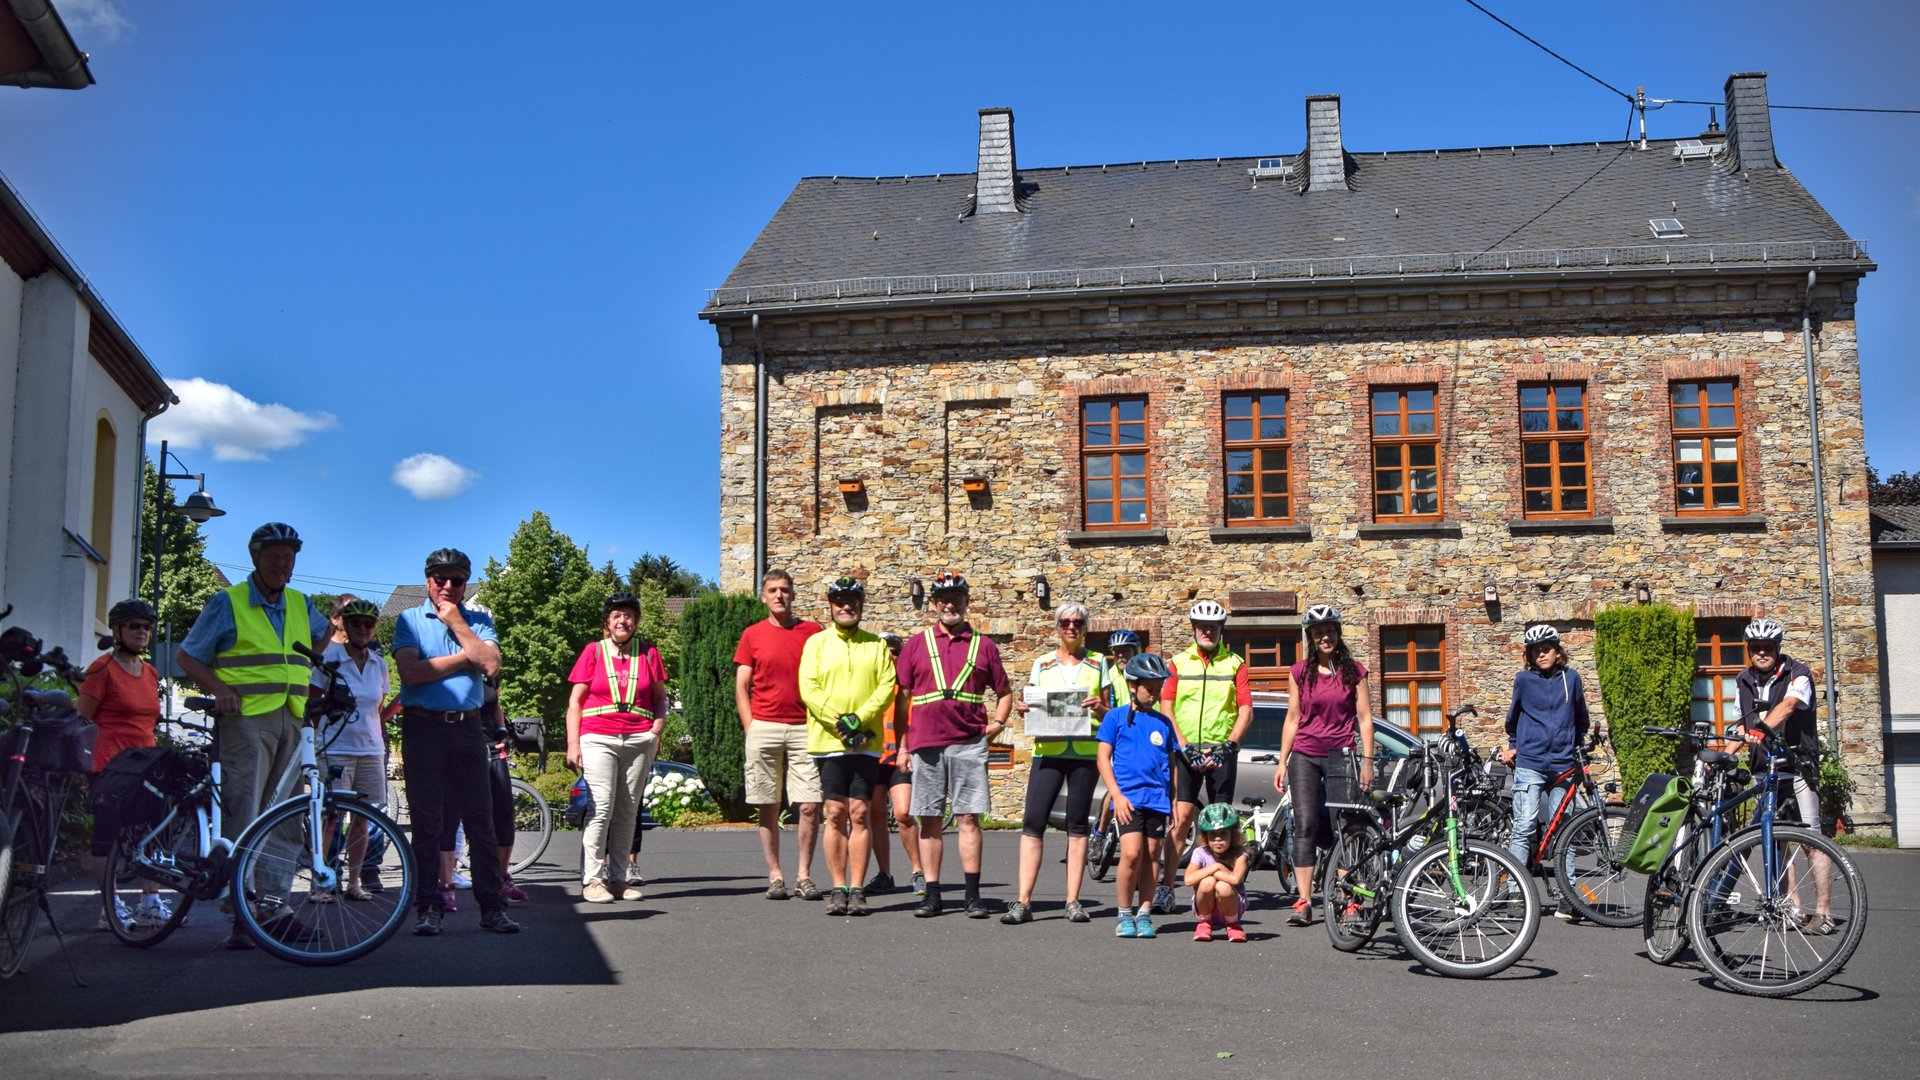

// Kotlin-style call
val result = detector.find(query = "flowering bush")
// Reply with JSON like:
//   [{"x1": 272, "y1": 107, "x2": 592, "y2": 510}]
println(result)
[{"x1": 645, "y1": 770, "x2": 717, "y2": 827}]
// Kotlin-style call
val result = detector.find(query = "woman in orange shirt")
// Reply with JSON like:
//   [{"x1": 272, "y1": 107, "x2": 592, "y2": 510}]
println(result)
[{"x1": 79, "y1": 599, "x2": 166, "y2": 929}]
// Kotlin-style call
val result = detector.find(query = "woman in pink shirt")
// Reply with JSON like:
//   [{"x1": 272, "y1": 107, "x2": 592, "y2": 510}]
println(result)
[
  {"x1": 566, "y1": 591, "x2": 669, "y2": 903},
  {"x1": 1275, "y1": 604, "x2": 1374, "y2": 926}
]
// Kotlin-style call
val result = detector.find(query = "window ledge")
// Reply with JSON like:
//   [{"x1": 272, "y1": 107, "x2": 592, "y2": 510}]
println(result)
[
  {"x1": 1208, "y1": 525, "x2": 1312, "y2": 542},
  {"x1": 1065, "y1": 528, "x2": 1168, "y2": 545},
  {"x1": 1507, "y1": 517, "x2": 1615, "y2": 535},
  {"x1": 1660, "y1": 514, "x2": 1767, "y2": 532},
  {"x1": 1356, "y1": 521, "x2": 1462, "y2": 539}
]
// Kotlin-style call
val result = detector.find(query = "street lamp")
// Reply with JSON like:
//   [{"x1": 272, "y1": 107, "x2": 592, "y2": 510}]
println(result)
[{"x1": 149, "y1": 438, "x2": 224, "y2": 638}]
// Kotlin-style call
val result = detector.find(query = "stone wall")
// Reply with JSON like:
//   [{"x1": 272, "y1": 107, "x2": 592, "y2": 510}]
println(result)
[{"x1": 712, "y1": 286, "x2": 1884, "y2": 826}]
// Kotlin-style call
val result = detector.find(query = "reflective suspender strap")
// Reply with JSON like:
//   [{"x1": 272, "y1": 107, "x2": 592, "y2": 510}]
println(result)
[
  {"x1": 911, "y1": 628, "x2": 987, "y2": 706},
  {"x1": 581, "y1": 638, "x2": 656, "y2": 718}
]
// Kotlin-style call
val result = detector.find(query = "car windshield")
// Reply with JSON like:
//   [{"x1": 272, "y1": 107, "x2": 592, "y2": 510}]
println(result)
[{"x1": 1246, "y1": 702, "x2": 1418, "y2": 757}]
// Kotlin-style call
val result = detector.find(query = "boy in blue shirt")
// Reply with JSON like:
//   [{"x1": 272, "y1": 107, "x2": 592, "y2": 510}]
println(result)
[{"x1": 1097, "y1": 653, "x2": 1183, "y2": 939}]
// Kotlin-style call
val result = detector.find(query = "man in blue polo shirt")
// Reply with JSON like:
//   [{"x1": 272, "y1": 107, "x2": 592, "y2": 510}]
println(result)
[{"x1": 393, "y1": 547, "x2": 520, "y2": 936}]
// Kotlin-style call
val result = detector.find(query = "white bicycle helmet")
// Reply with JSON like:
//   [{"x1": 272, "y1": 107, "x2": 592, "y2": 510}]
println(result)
[
  {"x1": 1744, "y1": 618, "x2": 1785, "y2": 643},
  {"x1": 1301, "y1": 604, "x2": 1341, "y2": 627},
  {"x1": 1188, "y1": 599, "x2": 1229, "y2": 623},
  {"x1": 1522, "y1": 624, "x2": 1561, "y2": 648}
]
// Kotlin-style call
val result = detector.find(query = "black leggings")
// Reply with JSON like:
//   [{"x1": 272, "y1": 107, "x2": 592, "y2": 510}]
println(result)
[
  {"x1": 1287, "y1": 750, "x2": 1355, "y2": 867},
  {"x1": 1021, "y1": 757, "x2": 1098, "y2": 838}
]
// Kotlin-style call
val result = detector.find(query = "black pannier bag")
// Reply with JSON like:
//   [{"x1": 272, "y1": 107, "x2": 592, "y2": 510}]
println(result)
[{"x1": 89, "y1": 745, "x2": 187, "y2": 846}]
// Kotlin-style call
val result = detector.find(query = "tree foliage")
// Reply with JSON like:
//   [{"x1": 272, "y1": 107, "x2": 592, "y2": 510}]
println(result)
[
  {"x1": 136, "y1": 460, "x2": 225, "y2": 648},
  {"x1": 678, "y1": 591, "x2": 766, "y2": 819},
  {"x1": 482, "y1": 512, "x2": 610, "y2": 747},
  {"x1": 1868, "y1": 462, "x2": 1920, "y2": 505},
  {"x1": 626, "y1": 552, "x2": 714, "y2": 598},
  {"x1": 1594, "y1": 602, "x2": 1692, "y2": 798}
]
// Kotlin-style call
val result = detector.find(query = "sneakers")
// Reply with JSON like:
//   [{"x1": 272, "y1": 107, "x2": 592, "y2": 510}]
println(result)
[
  {"x1": 582, "y1": 881, "x2": 615, "y2": 904},
  {"x1": 911, "y1": 870, "x2": 927, "y2": 896},
  {"x1": 1065, "y1": 900, "x2": 1092, "y2": 923},
  {"x1": 1134, "y1": 911, "x2": 1157, "y2": 938},
  {"x1": 479, "y1": 909, "x2": 523, "y2": 934},
  {"x1": 828, "y1": 890, "x2": 849, "y2": 916},
  {"x1": 766, "y1": 878, "x2": 790, "y2": 901},
  {"x1": 964, "y1": 897, "x2": 993, "y2": 919},
  {"x1": 360, "y1": 869, "x2": 385, "y2": 895},
  {"x1": 1287, "y1": 899, "x2": 1313, "y2": 927},
  {"x1": 624, "y1": 865, "x2": 645, "y2": 887},
  {"x1": 848, "y1": 888, "x2": 870, "y2": 917},
  {"x1": 913, "y1": 894, "x2": 944, "y2": 918},
  {"x1": 1554, "y1": 897, "x2": 1577, "y2": 921},
  {"x1": 100, "y1": 897, "x2": 132, "y2": 931},
  {"x1": 1000, "y1": 901, "x2": 1033, "y2": 925},
  {"x1": 451, "y1": 870, "x2": 473, "y2": 890},
  {"x1": 1810, "y1": 914, "x2": 1840, "y2": 936},
  {"x1": 133, "y1": 895, "x2": 172, "y2": 928},
  {"x1": 1151, "y1": 885, "x2": 1175, "y2": 914},
  {"x1": 1116, "y1": 908, "x2": 1138, "y2": 938},
  {"x1": 499, "y1": 880, "x2": 529, "y2": 905},
  {"x1": 1224, "y1": 923, "x2": 1247, "y2": 943},
  {"x1": 1194, "y1": 921, "x2": 1215, "y2": 942},
  {"x1": 617, "y1": 881, "x2": 643, "y2": 903},
  {"x1": 414, "y1": 909, "x2": 443, "y2": 936},
  {"x1": 866, "y1": 871, "x2": 895, "y2": 895},
  {"x1": 796, "y1": 878, "x2": 824, "y2": 901}
]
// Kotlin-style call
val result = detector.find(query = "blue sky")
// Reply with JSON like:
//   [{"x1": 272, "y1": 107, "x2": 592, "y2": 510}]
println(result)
[{"x1": 4, "y1": 1, "x2": 1916, "y2": 600}]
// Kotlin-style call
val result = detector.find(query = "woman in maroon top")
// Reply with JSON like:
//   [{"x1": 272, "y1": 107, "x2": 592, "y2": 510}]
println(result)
[{"x1": 1275, "y1": 604, "x2": 1374, "y2": 926}]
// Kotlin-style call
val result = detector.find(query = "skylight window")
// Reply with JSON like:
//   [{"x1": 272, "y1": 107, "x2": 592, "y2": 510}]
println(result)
[
  {"x1": 1650, "y1": 218, "x2": 1687, "y2": 239},
  {"x1": 1247, "y1": 157, "x2": 1294, "y2": 179},
  {"x1": 1671, "y1": 140, "x2": 1724, "y2": 161}
]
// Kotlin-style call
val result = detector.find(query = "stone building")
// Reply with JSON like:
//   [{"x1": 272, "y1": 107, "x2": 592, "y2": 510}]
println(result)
[{"x1": 701, "y1": 74, "x2": 1884, "y2": 826}]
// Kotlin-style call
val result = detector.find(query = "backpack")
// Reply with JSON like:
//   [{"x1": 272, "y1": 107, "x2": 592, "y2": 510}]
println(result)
[
  {"x1": 1615, "y1": 774, "x2": 1692, "y2": 874},
  {"x1": 89, "y1": 746, "x2": 187, "y2": 850}
]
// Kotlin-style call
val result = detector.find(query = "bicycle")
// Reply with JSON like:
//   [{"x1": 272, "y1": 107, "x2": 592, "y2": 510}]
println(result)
[
  {"x1": 495, "y1": 719, "x2": 552, "y2": 875},
  {"x1": 1654, "y1": 720, "x2": 1868, "y2": 996},
  {"x1": 1470, "y1": 730, "x2": 1641, "y2": 926},
  {"x1": 0, "y1": 615, "x2": 88, "y2": 983},
  {"x1": 1320, "y1": 704, "x2": 1541, "y2": 978},
  {"x1": 103, "y1": 642, "x2": 416, "y2": 964},
  {"x1": 1636, "y1": 721, "x2": 1750, "y2": 966}
]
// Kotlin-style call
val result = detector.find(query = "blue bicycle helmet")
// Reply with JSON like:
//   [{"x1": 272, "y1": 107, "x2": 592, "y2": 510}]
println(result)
[
  {"x1": 1123, "y1": 652, "x2": 1171, "y2": 682},
  {"x1": 1108, "y1": 629, "x2": 1141, "y2": 650}
]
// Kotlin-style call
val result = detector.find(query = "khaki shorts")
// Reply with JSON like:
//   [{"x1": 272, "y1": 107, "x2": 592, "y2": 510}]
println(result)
[
  {"x1": 744, "y1": 720, "x2": 821, "y2": 806},
  {"x1": 326, "y1": 753, "x2": 388, "y2": 804}
]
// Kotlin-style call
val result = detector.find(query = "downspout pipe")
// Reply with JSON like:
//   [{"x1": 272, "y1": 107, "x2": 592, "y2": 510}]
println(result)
[
  {"x1": 750, "y1": 314, "x2": 768, "y2": 588},
  {"x1": 1802, "y1": 270, "x2": 1841, "y2": 748}
]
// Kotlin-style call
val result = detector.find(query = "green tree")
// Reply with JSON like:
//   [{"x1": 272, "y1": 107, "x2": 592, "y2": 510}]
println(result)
[
  {"x1": 678, "y1": 591, "x2": 766, "y2": 819},
  {"x1": 481, "y1": 512, "x2": 612, "y2": 747},
  {"x1": 136, "y1": 460, "x2": 225, "y2": 648},
  {"x1": 626, "y1": 552, "x2": 714, "y2": 598},
  {"x1": 1594, "y1": 602, "x2": 1693, "y2": 797}
]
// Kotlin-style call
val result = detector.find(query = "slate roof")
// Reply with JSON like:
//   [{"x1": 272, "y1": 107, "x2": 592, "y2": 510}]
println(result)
[
  {"x1": 1871, "y1": 506, "x2": 1920, "y2": 548},
  {"x1": 706, "y1": 136, "x2": 1869, "y2": 314}
]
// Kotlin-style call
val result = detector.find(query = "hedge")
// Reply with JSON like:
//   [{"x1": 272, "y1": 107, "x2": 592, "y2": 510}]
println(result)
[
  {"x1": 1593, "y1": 602, "x2": 1690, "y2": 798},
  {"x1": 678, "y1": 591, "x2": 767, "y2": 820}
]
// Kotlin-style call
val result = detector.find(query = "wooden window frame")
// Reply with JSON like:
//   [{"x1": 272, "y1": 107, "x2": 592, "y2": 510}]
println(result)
[
  {"x1": 1669, "y1": 380, "x2": 1745, "y2": 515},
  {"x1": 1692, "y1": 619, "x2": 1748, "y2": 738},
  {"x1": 1379, "y1": 625, "x2": 1447, "y2": 738},
  {"x1": 1370, "y1": 386, "x2": 1443, "y2": 523},
  {"x1": 1518, "y1": 381, "x2": 1593, "y2": 519},
  {"x1": 1079, "y1": 395, "x2": 1152, "y2": 530},
  {"x1": 1222, "y1": 391, "x2": 1294, "y2": 526},
  {"x1": 1225, "y1": 627, "x2": 1300, "y2": 694}
]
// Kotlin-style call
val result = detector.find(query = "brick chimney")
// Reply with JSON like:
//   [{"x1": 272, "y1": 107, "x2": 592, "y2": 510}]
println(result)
[
  {"x1": 1721, "y1": 72, "x2": 1775, "y2": 173},
  {"x1": 1305, "y1": 94, "x2": 1351, "y2": 192},
  {"x1": 975, "y1": 107, "x2": 1019, "y2": 214}
]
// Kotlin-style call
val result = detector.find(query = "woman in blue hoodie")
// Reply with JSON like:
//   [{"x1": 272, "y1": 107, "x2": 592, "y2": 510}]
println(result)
[{"x1": 1497, "y1": 624, "x2": 1590, "y2": 919}]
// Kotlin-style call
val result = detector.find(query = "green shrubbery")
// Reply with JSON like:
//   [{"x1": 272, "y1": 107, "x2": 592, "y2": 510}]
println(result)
[
  {"x1": 678, "y1": 592, "x2": 766, "y2": 820},
  {"x1": 1593, "y1": 602, "x2": 1690, "y2": 798}
]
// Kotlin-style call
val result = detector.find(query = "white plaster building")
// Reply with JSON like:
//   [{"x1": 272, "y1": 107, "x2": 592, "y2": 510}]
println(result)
[{"x1": 1871, "y1": 505, "x2": 1920, "y2": 845}]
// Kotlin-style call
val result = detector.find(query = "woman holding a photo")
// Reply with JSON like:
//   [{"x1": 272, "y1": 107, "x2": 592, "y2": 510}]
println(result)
[{"x1": 1003, "y1": 601, "x2": 1113, "y2": 925}]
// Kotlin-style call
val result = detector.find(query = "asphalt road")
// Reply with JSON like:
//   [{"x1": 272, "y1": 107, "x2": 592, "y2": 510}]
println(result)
[{"x1": 2, "y1": 829, "x2": 1915, "y2": 1080}]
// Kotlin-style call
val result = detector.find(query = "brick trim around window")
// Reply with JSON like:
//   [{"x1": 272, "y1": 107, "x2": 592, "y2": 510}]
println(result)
[
  {"x1": 1504, "y1": 361, "x2": 1612, "y2": 521},
  {"x1": 1655, "y1": 359, "x2": 1765, "y2": 517},
  {"x1": 1058, "y1": 377, "x2": 1167, "y2": 534}
]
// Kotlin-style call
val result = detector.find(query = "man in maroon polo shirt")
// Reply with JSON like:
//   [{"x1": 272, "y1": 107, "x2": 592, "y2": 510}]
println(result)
[
  {"x1": 734, "y1": 569, "x2": 824, "y2": 900},
  {"x1": 895, "y1": 572, "x2": 1012, "y2": 918}
]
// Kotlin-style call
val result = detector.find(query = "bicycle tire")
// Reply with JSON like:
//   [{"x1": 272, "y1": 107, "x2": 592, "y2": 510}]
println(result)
[
  {"x1": 1551, "y1": 805, "x2": 1644, "y2": 928},
  {"x1": 1324, "y1": 826, "x2": 1386, "y2": 951},
  {"x1": 508, "y1": 777, "x2": 552, "y2": 875},
  {"x1": 0, "y1": 816, "x2": 41, "y2": 978},
  {"x1": 1086, "y1": 828, "x2": 1118, "y2": 883},
  {"x1": 1685, "y1": 824, "x2": 1867, "y2": 997},
  {"x1": 1390, "y1": 837, "x2": 1540, "y2": 978},
  {"x1": 231, "y1": 794, "x2": 417, "y2": 966},
  {"x1": 1643, "y1": 828, "x2": 1710, "y2": 966},
  {"x1": 101, "y1": 817, "x2": 197, "y2": 948}
]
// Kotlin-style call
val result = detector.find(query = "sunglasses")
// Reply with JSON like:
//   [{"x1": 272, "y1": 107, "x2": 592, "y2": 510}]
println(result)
[
  {"x1": 429, "y1": 574, "x2": 468, "y2": 586},
  {"x1": 1058, "y1": 618, "x2": 1085, "y2": 628}
]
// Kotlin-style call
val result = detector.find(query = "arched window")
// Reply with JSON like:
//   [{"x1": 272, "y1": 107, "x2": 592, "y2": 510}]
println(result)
[{"x1": 91, "y1": 415, "x2": 117, "y2": 625}]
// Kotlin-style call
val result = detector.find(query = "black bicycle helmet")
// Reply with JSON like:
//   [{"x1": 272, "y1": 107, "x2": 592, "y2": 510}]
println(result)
[
  {"x1": 424, "y1": 548, "x2": 472, "y2": 578},
  {"x1": 929, "y1": 571, "x2": 969, "y2": 595},
  {"x1": 1123, "y1": 652, "x2": 1172, "y2": 682},
  {"x1": 827, "y1": 575, "x2": 866, "y2": 603},
  {"x1": 248, "y1": 522, "x2": 302, "y2": 555},
  {"x1": 107, "y1": 598, "x2": 157, "y2": 627},
  {"x1": 605, "y1": 590, "x2": 641, "y2": 618}
]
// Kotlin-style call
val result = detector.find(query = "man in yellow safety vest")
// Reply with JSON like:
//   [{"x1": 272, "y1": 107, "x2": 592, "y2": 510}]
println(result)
[{"x1": 1154, "y1": 599, "x2": 1252, "y2": 914}]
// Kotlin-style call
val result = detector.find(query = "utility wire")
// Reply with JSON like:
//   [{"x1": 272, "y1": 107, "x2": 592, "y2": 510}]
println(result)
[
  {"x1": 1462, "y1": 0, "x2": 1634, "y2": 103},
  {"x1": 1668, "y1": 98, "x2": 1920, "y2": 116}
]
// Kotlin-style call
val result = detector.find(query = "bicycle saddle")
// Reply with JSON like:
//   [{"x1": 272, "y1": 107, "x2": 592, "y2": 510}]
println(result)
[
  {"x1": 1241, "y1": 796, "x2": 1267, "y2": 808},
  {"x1": 1698, "y1": 748, "x2": 1738, "y2": 768},
  {"x1": 184, "y1": 695, "x2": 218, "y2": 714}
]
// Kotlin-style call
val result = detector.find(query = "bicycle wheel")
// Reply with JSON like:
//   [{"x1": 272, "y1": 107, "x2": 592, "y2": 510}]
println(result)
[
  {"x1": 1686, "y1": 824, "x2": 1868, "y2": 997},
  {"x1": 1391, "y1": 838, "x2": 1540, "y2": 978},
  {"x1": 1551, "y1": 806, "x2": 1645, "y2": 928},
  {"x1": 509, "y1": 777, "x2": 551, "y2": 875},
  {"x1": 231, "y1": 794, "x2": 417, "y2": 966},
  {"x1": 1643, "y1": 828, "x2": 1710, "y2": 966},
  {"x1": 0, "y1": 819, "x2": 41, "y2": 979},
  {"x1": 1086, "y1": 828, "x2": 1118, "y2": 882},
  {"x1": 1324, "y1": 826, "x2": 1387, "y2": 951},
  {"x1": 101, "y1": 817, "x2": 196, "y2": 948}
]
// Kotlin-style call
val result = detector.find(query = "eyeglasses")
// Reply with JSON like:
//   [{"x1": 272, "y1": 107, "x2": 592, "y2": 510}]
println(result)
[
  {"x1": 429, "y1": 574, "x2": 468, "y2": 586},
  {"x1": 1058, "y1": 618, "x2": 1085, "y2": 628},
  {"x1": 345, "y1": 619, "x2": 378, "y2": 630}
]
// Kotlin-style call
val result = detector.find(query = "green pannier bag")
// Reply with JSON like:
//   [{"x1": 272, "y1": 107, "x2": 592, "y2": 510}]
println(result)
[{"x1": 1614, "y1": 774, "x2": 1692, "y2": 874}]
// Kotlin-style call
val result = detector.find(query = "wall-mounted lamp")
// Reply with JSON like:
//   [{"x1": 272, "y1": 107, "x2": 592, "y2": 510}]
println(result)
[
  {"x1": 1635, "y1": 582, "x2": 1651, "y2": 604},
  {"x1": 1483, "y1": 584, "x2": 1500, "y2": 605},
  {"x1": 961, "y1": 474, "x2": 989, "y2": 494},
  {"x1": 908, "y1": 578, "x2": 925, "y2": 605},
  {"x1": 837, "y1": 475, "x2": 864, "y2": 495},
  {"x1": 1033, "y1": 574, "x2": 1051, "y2": 607}
]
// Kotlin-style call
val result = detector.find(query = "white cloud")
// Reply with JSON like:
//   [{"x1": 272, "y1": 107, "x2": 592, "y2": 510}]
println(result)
[
  {"x1": 391, "y1": 453, "x2": 479, "y2": 500},
  {"x1": 60, "y1": 0, "x2": 133, "y2": 42},
  {"x1": 148, "y1": 377, "x2": 337, "y2": 461}
]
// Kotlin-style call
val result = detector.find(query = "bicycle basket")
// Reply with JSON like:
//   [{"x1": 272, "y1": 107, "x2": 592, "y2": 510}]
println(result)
[{"x1": 1615, "y1": 774, "x2": 1690, "y2": 873}]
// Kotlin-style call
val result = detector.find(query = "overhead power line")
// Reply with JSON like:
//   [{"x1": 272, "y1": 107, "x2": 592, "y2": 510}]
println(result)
[
  {"x1": 1462, "y1": 0, "x2": 1634, "y2": 103},
  {"x1": 1667, "y1": 98, "x2": 1920, "y2": 116}
]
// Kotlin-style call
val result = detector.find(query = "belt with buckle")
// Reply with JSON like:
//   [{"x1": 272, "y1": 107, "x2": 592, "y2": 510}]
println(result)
[{"x1": 406, "y1": 707, "x2": 480, "y2": 724}]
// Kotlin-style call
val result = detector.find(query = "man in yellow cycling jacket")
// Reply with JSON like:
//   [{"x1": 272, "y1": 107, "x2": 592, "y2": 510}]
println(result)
[
  {"x1": 797, "y1": 575, "x2": 896, "y2": 916},
  {"x1": 1155, "y1": 600, "x2": 1251, "y2": 913}
]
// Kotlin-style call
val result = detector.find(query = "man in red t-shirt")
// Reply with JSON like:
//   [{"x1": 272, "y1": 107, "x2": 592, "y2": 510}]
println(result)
[{"x1": 733, "y1": 569, "x2": 824, "y2": 900}]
